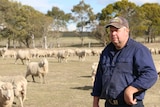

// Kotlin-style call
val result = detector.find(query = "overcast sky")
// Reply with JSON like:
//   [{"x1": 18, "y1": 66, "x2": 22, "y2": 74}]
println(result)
[{"x1": 14, "y1": 0, "x2": 160, "y2": 31}]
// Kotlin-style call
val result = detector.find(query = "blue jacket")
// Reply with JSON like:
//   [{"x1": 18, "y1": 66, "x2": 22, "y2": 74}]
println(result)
[{"x1": 91, "y1": 38, "x2": 158, "y2": 100}]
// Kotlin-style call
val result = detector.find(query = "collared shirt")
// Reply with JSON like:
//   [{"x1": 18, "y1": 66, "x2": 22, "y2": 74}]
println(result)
[{"x1": 91, "y1": 38, "x2": 158, "y2": 100}]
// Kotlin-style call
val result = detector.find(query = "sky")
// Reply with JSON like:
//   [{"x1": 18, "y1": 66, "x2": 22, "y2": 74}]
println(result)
[{"x1": 14, "y1": 0, "x2": 160, "y2": 31}]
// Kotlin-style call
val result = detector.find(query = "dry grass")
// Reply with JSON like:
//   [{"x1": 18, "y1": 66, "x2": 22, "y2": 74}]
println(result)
[{"x1": 0, "y1": 43, "x2": 160, "y2": 107}]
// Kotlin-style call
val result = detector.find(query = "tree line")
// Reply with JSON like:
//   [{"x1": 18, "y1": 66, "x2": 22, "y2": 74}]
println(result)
[{"x1": 0, "y1": 0, "x2": 160, "y2": 48}]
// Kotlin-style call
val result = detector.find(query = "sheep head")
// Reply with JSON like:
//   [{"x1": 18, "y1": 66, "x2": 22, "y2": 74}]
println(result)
[{"x1": 0, "y1": 82, "x2": 14, "y2": 101}]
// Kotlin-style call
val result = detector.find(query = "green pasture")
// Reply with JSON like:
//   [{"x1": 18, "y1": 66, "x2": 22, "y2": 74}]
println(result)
[{"x1": 0, "y1": 46, "x2": 160, "y2": 107}]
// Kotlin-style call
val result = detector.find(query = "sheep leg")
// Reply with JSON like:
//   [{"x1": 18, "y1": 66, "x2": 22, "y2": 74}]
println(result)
[
  {"x1": 21, "y1": 87, "x2": 26, "y2": 102},
  {"x1": 14, "y1": 58, "x2": 18, "y2": 64},
  {"x1": 32, "y1": 75, "x2": 35, "y2": 82},
  {"x1": 25, "y1": 59, "x2": 30, "y2": 65},
  {"x1": 39, "y1": 74, "x2": 43, "y2": 84},
  {"x1": 25, "y1": 73, "x2": 30, "y2": 82},
  {"x1": 18, "y1": 96, "x2": 24, "y2": 107},
  {"x1": 22, "y1": 93, "x2": 26, "y2": 102},
  {"x1": 42, "y1": 75, "x2": 45, "y2": 84},
  {"x1": 20, "y1": 59, "x2": 25, "y2": 65}
]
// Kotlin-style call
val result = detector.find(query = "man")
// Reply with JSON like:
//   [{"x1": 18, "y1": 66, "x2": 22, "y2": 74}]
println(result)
[{"x1": 91, "y1": 16, "x2": 158, "y2": 107}]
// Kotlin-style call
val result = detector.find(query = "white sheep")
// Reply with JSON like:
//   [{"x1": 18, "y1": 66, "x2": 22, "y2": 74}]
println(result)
[
  {"x1": 25, "y1": 58, "x2": 49, "y2": 84},
  {"x1": 0, "y1": 47, "x2": 7, "y2": 57},
  {"x1": 0, "y1": 81, "x2": 14, "y2": 107},
  {"x1": 57, "y1": 50, "x2": 69, "y2": 63},
  {"x1": 14, "y1": 49, "x2": 31, "y2": 65},
  {"x1": 91, "y1": 62, "x2": 98, "y2": 86},
  {"x1": 2, "y1": 49, "x2": 17, "y2": 59},
  {"x1": 29, "y1": 48, "x2": 39, "y2": 58},
  {"x1": 0, "y1": 76, "x2": 27, "y2": 107}
]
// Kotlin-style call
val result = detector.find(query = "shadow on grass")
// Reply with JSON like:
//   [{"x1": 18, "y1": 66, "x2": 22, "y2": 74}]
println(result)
[
  {"x1": 80, "y1": 75, "x2": 91, "y2": 78},
  {"x1": 71, "y1": 85, "x2": 93, "y2": 90}
]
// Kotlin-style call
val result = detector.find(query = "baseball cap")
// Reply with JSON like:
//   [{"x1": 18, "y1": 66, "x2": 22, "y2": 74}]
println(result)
[{"x1": 105, "y1": 16, "x2": 129, "y2": 29}]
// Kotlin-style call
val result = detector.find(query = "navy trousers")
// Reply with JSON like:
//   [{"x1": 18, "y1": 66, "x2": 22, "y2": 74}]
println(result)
[{"x1": 105, "y1": 100, "x2": 144, "y2": 107}]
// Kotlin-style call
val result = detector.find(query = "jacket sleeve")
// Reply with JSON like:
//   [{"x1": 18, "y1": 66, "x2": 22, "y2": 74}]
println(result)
[{"x1": 130, "y1": 46, "x2": 158, "y2": 89}]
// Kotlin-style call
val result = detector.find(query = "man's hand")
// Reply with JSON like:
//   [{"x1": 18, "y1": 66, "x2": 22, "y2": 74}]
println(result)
[{"x1": 124, "y1": 86, "x2": 140, "y2": 105}]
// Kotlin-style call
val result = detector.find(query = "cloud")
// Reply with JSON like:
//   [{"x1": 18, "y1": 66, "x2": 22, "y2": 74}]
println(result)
[{"x1": 67, "y1": 23, "x2": 76, "y2": 31}]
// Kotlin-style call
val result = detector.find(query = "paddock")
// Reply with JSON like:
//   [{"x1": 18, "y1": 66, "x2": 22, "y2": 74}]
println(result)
[{"x1": 0, "y1": 47, "x2": 160, "y2": 107}]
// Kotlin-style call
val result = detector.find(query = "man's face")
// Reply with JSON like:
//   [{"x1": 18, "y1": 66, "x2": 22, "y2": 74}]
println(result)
[{"x1": 109, "y1": 26, "x2": 129, "y2": 49}]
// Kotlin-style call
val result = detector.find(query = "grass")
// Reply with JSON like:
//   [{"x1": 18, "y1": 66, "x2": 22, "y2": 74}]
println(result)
[
  {"x1": 0, "y1": 36, "x2": 101, "y2": 48},
  {"x1": 0, "y1": 43, "x2": 160, "y2": 107}
]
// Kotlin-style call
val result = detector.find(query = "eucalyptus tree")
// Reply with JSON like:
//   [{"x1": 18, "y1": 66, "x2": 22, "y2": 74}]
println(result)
[
  {"x1": 140, "y1": 3, "x2": 160, "y2": 43},
  {"x1": 71, "y1": 0, "x2": 96, "y2": 46},
  {"x1": 0, "y1": 0, "x2": 18, "y2": 47},
  {"x1": 0, "y1": 0, "x2": 7, "y2": 31},
  {"x1": 91, "y1": 25, "x2": 109, "y2": 46},
  {"x1": 0, "y1": 0, "x2": 54, "y2": 48},
  {"x1": 46, "y1": 6, "x2": 72, "y2": 47},
  {"x1": 94, "y1": 0, "x2": 137, "y2": 45}
]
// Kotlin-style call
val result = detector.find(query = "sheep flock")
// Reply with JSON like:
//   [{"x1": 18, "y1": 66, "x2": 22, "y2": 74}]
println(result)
[{"x1": 0, "y1": 46, "x2": 159, "y2": 106}]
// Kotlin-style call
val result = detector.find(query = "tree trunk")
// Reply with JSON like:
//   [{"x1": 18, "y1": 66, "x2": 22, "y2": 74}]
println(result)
[
  {"x1": 7, "y1": 38, "x2": 10, "y2": 48},
  {"x1": 31, "y1": 34, "x2": 35, "y2": 48},
  {"x1": 43, "y1": 36, "x2": 47, "y2": 49},
  {"x1": 81, "y1": 37, "x2": 84, "y2": 47},
  {"x1": 13, "y1": 39, "x2": 17, "y2": 48}
]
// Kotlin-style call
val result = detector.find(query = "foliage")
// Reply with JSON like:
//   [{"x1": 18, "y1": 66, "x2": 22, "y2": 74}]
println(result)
[
  {"x1": 91, "y1": 25, "x2": 109, "y2": 46},
  {"x1": 71, "y1": 0, "x2": 96, "y2": 32},
  {"x1": 1, "y1": 0, "x2": 160, "y2": 48},
  {"x1": 71, "y1": 0, "x2": 96, "y2": 46},
  {"x1": 47, "y1": 6, "x2": 72, "y2": 31},
  {"x1": 97, "y1": 0, "x2": 160, "y2": 43},
  {"x1": 0, "y1": 0, "x2": 53, "y2": 48},
  {"x1": 140, "y1": 3, "x2": 160, "y2": 42}
]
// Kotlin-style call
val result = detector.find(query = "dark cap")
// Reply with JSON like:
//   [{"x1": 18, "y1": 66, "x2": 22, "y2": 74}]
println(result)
[{"x1": 105, "y1": 16, "x2": 129, "y2": 29}]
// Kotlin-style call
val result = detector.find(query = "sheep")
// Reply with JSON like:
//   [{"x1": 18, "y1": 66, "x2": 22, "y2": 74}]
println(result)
[
  {"x1": 50, "y1": 50, "x2": 58, "y2": 58},
  {"x1": 85, "y1": 49, "x2": 92, "y2": 56},
  {"x1": 91, "y1": 49, "x2": 101, "y2": 56},
  {"x1": 14, "y1": 49, "x2": 31, "y2": 65},
  {"x1": 57, "y1": 50, "x2": 69, "y2": 63},
  {"x1": 25, "y1": 58, "x2": 49, "y2": 84},
  {"x1": 91, "y1": 62, "x2": 98, "y2": 86},
  {"x1": 149, "y1": 48, "x2": 156, "y2": 54},
  {"x1": 0, "y1": 81, "x2": 14, "y2": 107},
  {"x1": 0, "y1": 76, "x2": 27, "y2": 107},
  {"x1": 2, "y1": 49, "x2": 17, "y2": 59},
  {"x1": 29, "y1": 48, "x2": 39, "y2": 58},
  {"x1": 36, "y1": 49, "x2": 48, "y2": 58},
  {"x1": 0, "y1": 47, "x2": 7, "y2": 57},
  {"x1": 75, "y1": 49, "x2": 87, "y2": 61}
]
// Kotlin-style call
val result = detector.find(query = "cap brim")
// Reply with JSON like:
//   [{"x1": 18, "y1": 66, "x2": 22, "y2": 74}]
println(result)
[{"x1": 105, "y1": 23, "x2": 123, "y2": 28}]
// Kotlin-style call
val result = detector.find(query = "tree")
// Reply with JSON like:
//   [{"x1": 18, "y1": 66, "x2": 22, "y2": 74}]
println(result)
[
  {"x1": 47, "y1": 6, "x2": 71, "y2": 31},
  {"x1": 0, "y1": 0, "x2": 53, "y2": 48},
  {"x1": 99, "y1": 0, "x2": 137, "y2": 23},
  {"x1": 91, "y1": 25, "x2": 109, "y2": 46},
  {"x1": 94, "y1": 0, "x2": 137, "y2": 44},
  {"x1": 71, "y1": 0, "x2": 96, "y2": 46},
  {"x1": 46, "y1": 6, "x2": 72, "y2": 47},
  {"x1": 140, "y1": 3, "x2": 160, "y2": 43}
]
